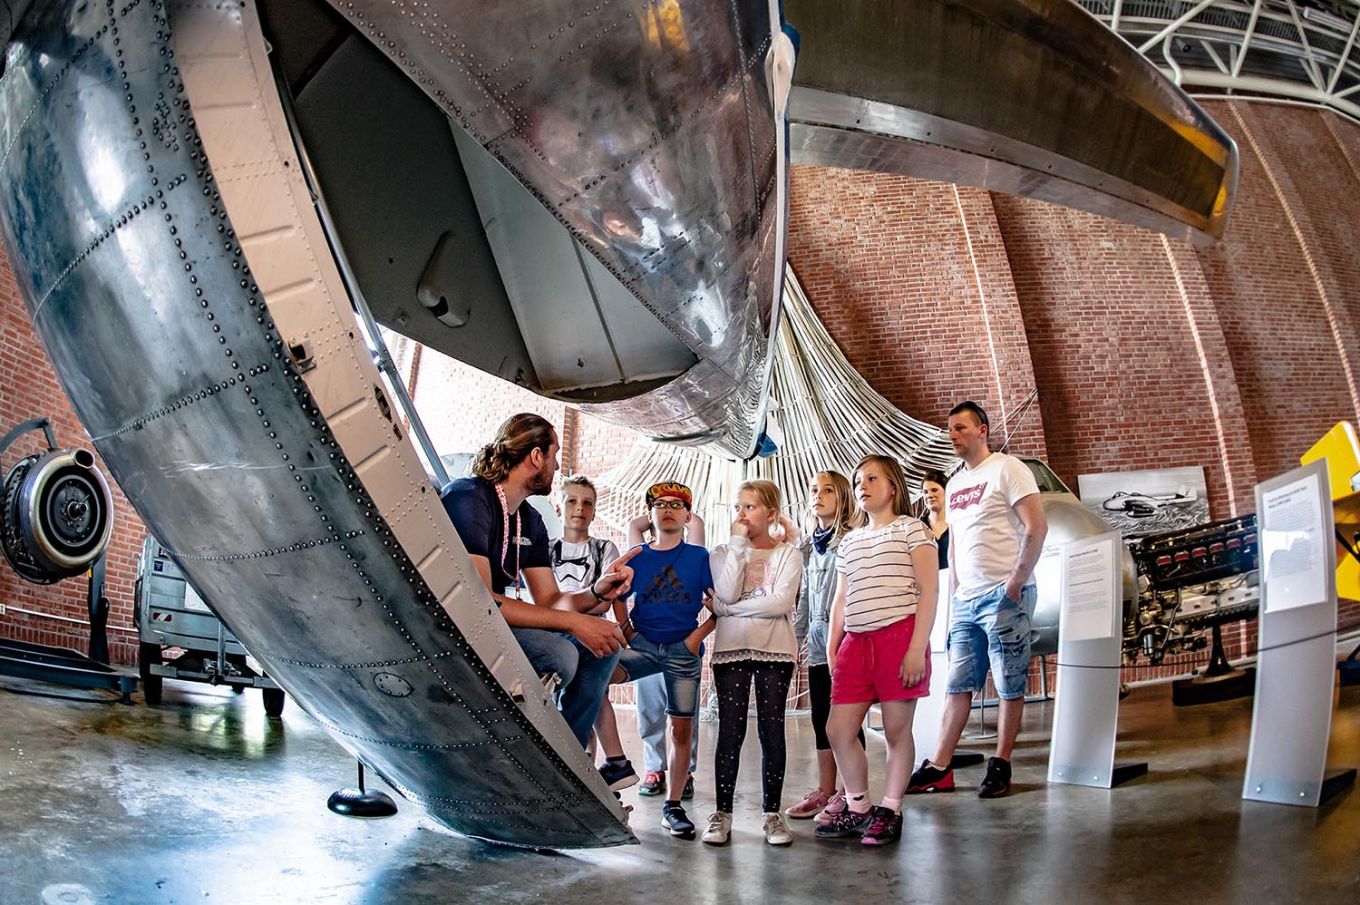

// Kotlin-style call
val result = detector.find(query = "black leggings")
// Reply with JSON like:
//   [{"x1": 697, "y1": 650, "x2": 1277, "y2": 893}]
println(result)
[
  {"x1": 809, "y1": 663, "x2": 866, "y2": 752},
  {"x1": 713, "y1": 660, "x2": 794, "y2": 813}
]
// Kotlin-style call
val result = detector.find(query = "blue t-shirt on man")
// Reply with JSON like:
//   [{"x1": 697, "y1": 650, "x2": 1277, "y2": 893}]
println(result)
[
  {"x1": 628, "y1": 542, "x2": 712, "y2": 644},
  {"x1": 440, "y1": 476, "x2": 550, "y2": 596}
]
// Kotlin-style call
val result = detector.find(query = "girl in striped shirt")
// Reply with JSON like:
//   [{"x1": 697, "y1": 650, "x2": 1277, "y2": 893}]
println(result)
[{"x1": 816, "y1": 455, "x2": 938, "y2": 847}]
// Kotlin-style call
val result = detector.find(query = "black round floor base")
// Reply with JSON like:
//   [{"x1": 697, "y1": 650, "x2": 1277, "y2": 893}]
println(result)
[{"x1": 327, "y1": 787, "x2": 398, "y2": 818}]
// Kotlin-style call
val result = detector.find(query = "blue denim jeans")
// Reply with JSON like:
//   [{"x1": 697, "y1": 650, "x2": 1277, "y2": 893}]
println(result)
[
  {"x1": 511, "y1": 627, "x2": 621, "y2": 748},
  {"x1": 945, "y1": 583, "x2": 1037, "y2": 700},
  {"x1": 617, "y1": 634, "x2": 702, "y2": 717},
  {"x1": 638, "y1": 673, "x2": 700, "y2": 773}
]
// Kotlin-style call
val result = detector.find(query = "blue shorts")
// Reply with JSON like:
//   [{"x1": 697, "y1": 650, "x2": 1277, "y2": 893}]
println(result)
[
  {"x1": 945, "y1": 584, "x2": 1037, "y2": 701},
  {"x1": 617, "y1": 634, "x2": 702, "y2": 718}
]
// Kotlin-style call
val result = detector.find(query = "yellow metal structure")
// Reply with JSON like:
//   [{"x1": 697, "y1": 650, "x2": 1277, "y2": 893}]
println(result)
[{"x1": 1301, "y1": 422, "x2": 1360, "y2": 600}]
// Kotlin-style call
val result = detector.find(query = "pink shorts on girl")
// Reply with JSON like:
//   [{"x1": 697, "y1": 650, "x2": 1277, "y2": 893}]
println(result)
[{"x1": 831, "y1": 616, "x2": 931, "y2": 705}]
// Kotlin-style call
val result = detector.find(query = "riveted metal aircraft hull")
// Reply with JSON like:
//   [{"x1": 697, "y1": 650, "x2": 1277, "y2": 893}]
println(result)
[{"x1": 0, "y1": 0, "x2": 641, "y2": 848}]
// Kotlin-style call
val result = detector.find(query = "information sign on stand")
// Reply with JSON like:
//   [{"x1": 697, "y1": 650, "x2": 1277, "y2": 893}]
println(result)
[
  {"x1": 1243, "y1": 461, "x2": 1356, "y2": 806},
  {"x1": 1048, "y1": 532, "x2": 1147, "y2": 788}
]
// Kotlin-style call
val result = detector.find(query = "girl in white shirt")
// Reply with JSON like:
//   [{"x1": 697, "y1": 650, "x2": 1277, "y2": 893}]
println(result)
[
  {"x1": 700, "y1": 480, "x2": 804, "y2": 847},
  {"x1": 817, "y1": 455, "x2": 938, "y2": 848}
]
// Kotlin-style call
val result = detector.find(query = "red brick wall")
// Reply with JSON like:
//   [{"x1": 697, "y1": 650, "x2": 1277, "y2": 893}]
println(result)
[
  {"x1": 408, "y1": 347, "x2": 566, "y2": 465},
  {"x1": 781, "y1": 103, "x2": 1360, "y2": 669},
  {"x1": 990, "y1": 199, "x2": 1247, "y2": 518},
  {"x1": 0, "y1": 246, "x2": 146, "y2": 666},
  {"x1": 1195, "y1": 101, "x2": 1360, "y2": 489},
  {"x1": 785, "y1": 171, "x2": 1047, "y2": 457}
]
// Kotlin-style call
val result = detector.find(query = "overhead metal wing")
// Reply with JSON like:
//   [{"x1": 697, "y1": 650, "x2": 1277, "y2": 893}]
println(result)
[{"x1": 784, "y1": 0, "x2": 1237, "y2": 245}]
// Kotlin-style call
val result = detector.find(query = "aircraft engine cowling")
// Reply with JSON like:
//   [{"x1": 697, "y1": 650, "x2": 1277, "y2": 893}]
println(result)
[{"x1": 1, "y1": 447, "x2": 114, "y2": 584}]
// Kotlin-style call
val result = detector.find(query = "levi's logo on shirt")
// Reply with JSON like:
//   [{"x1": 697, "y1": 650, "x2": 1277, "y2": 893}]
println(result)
[{"x1": 951, "y1": 482, "x2": 987, "y2": 510}]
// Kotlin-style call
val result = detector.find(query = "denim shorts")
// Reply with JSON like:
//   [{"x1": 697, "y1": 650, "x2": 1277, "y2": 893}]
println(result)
[
  {"x1": 617, "y1": 633, "x2": 702, "y2": 717},
  {"x1": 945, "y1": 583, "x2": 1037, "y2": 700}
]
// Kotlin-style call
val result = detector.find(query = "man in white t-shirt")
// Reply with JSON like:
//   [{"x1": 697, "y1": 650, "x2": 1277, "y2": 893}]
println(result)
[{"x1": 907, "y1": 401, "x2": 1048, "y2": 799}]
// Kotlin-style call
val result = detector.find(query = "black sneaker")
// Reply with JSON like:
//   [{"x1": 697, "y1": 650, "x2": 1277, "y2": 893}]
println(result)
[
  {"x1": 681, "y1": 773, "x2": 695, "y2": 800},
  {"x1": 813, "y1": 806, "x2": 874, "y2": 839},
  {"x1": 859, "y1": 806, "x2": 903, "y2": 847},
  {"x1": 599, "y1": 758, "x2": 639, "y2": 791},
  {"x1": 661, "y1": 802, "x2": 696, "y2": 838},
  {"x1": 978, "y1": 757, "x2": 1012, "y2": 798},
  {"x1": 906, "y1": 758, "x2": 955, "y2": 794}
]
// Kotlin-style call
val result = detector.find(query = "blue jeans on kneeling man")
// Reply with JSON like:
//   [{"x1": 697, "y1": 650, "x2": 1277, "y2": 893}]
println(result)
[{"x1": 511, "y1": 627, "x2": 620, "y2": 748}]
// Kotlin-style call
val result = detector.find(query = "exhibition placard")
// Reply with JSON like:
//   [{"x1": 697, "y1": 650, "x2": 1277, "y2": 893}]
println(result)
[
  {"x1": 1259, "y1": 471, "x2": 1327, "y2": 613},
  {"x1": 1062, "y1": 535, "x2": 1119, "y2": 642}
]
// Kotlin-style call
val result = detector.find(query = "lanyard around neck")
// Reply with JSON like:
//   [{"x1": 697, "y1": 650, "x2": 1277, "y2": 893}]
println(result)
[{"x1": 494, "y1": 483, "x2": 521, "y2": 589}]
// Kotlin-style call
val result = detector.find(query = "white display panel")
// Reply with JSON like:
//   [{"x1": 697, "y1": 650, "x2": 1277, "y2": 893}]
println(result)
[
  {"x1": 1048, "y1": 532, "x2": 1136, "y2": 788},
  {"x1": 1244, "y1": 460, "x2": 1348, "y2": 807}
]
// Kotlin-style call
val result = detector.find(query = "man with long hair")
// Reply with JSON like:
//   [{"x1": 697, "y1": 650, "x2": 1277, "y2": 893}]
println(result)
[{"x1": 441, "y1": 413, "x2": 636, "y2": 754}]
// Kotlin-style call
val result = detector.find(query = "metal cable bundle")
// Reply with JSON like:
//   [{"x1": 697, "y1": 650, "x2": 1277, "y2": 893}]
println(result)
[{"x1": 592, "y1": 266, "x2": 956, "y2": 535}]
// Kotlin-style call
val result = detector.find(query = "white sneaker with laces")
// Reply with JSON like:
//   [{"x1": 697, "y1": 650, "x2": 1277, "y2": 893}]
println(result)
[
  {"x1": 762, "y1": 812, "x2": 793, "y2": 846},
  {"x1": 701, "y1": 811, "x2": 732, "y2": 846}
]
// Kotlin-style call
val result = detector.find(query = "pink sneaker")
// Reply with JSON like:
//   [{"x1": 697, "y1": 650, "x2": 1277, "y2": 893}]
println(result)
[
  {"x1": 815, "y1": 791, "x2": 847, "y2": 826},
  {"x1": 785, "y1": 788, "x2": 831, "y2": 819}
]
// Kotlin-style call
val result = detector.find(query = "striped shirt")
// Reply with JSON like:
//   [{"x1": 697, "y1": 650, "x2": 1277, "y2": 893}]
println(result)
[{"x1": 835, "y1": 516, "x2": 936, "y2": 632}]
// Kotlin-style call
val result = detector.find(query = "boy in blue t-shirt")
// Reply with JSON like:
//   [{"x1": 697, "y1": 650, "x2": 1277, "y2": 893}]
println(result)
[{"x1": 614, "y1": 481, "x2": 714, "y2": 839}]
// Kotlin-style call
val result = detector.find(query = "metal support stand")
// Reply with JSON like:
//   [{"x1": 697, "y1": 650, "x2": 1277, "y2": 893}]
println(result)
[
  {"x1": 86, "y1": 555, "x2": 109, "y2": 665},
  {"x1": 1339, "y1": 644, "x2": 1360, "y2": 687},
  {"x1": 1172, "y1": 623, "x2": 1255, "y2": 706},
  {"x1": 962, "y1": 692, "x2": 998, "y2": 740},
  {"x1": 327, "y1": 761, "x2": 398, "y2": 818},
  {"x1": 1110, "y1": 761, "x2": 1150, "y2": 786},
  {"x1": 0, "y1": 554, "x2": 135, "y2": 702}
]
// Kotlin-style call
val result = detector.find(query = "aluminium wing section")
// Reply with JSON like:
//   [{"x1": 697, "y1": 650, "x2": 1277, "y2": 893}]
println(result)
[{"x1": 785, "y1": 0, "x2": 1238, "y2": 244}]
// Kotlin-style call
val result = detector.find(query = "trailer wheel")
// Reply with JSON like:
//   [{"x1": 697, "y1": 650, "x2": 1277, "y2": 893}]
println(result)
[
  {"x1": 262, "y1": 687, "x2": 285, "y2": 718},
  {"x1": 139, "y1": 642, "x2": 163, "y2": 705}
]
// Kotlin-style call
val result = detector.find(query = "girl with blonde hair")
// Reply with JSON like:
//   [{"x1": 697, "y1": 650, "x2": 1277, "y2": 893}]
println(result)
[
  {"x1": 700, "y1": 479, "x2": 804, "y2": 847},
  {"x1": 786, "y1": 471, "x2": 865, "y2": 824},
  {"x1": 816, "y1": 455, "x2": 938, "y2": 847}
]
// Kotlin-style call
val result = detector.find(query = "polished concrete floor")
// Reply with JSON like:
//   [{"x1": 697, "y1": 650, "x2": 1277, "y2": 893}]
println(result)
[{"x1": 2, "y1": 669, "x2": 1358, "y2": 905}]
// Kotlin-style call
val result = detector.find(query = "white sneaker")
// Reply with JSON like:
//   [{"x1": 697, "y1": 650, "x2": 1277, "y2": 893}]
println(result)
[
  {"x1": 762, "y1": 812, "x2": 793, "y2": 846},
  {"x1": 701, "y1": 811, "x2": 732, "y2": 846}
]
